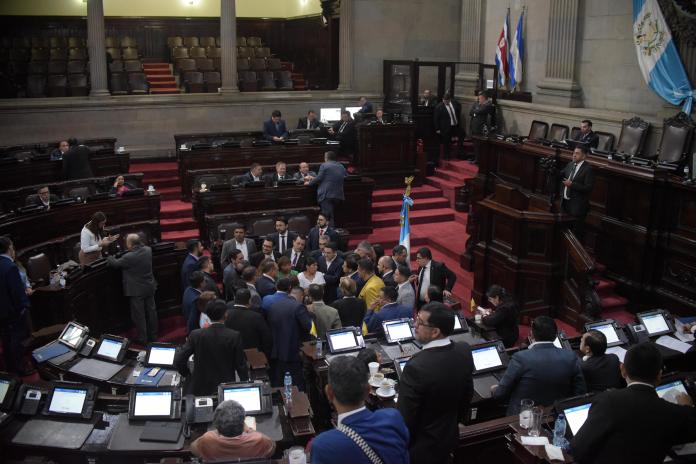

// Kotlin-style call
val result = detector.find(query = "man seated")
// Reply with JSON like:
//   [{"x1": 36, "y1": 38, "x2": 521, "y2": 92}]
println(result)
[
  {"x1": 363, "y1": 286, "x2": 412, "y2": 335},
  {"x1": 571, "y1": 342, "x2": 696, "y2": 463},
  {"x1": 327, "y1": 110, "x2": 356, "y2": 154},
  {"x1": 191, "y1": 400, "x2": 275, "y2": 461},
  {"x1": 50, "y1": 140, "x2": 69, "y2": 160},
  {"x1": 240, "y1": 163, "x2": 264, "y2": 185},
  {"x1": 579, "y1": 330, "x2": 624, "y2": 392},
  {"x1": 297, "y1": 109, "x2": 321, "y2": 130},
  {"x1": 265, "y1": 161, "x2": 292, "y2": 185},
  {"x1": 293, "y1": 162, "x2": 317, "y2": 184},
  {"x1": 492, "y1": 316, "x2": 586, "y2": 414},
  {"x1": 262, "y1": 110, "x2": 289, "y2": 143},
  {"x1": 25, "y1": 185, "x2": 59, "y2": 209},
  {"x1": 374, "y1": 109, "x2": 388, "y2": 124},
  {"x1": 573, "y1": 119, "x2": 599, "y2": 148},
  {"x1": 356, "y1": 96, "x2": 374, "y2": 114},
  {"x1": 310, "y1": 356, "x2": 410, "y2": 464}
]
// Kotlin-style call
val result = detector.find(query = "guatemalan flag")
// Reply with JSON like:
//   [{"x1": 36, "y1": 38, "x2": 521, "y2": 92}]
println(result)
[
  {"x1": 633, "y1": 0, "x2": 695, "y2": 113},
  {"x1": 495, "y1": 9, "x2": 510, "y2": 88},
  {"x1": 399, "y1": 193, "x2": 414, "y2": 260},
  {"x1": 508, "y1": 8, "x2": 524, "y2": 90}
]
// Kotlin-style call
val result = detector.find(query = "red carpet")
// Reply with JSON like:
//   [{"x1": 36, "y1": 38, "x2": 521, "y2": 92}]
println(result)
[{"x1": 143, "y1": 63, "x2": 180, "y2": 95}]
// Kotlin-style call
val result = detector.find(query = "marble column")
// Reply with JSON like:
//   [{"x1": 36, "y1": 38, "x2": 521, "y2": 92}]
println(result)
[
  {"x1": 219, "y1": 0, "x2": 239, "y2": 94},
  {"x1": 455, "y1": 0, "x2": 485, "y2": 96},
  {"x1": 536, "y1": 0, "x2": 583, "y2": 107},
  {"x1": 87, "y1": 0, "x2": 109, "y2": 97},
  {"x1": 337, "y1": 0, "x2": 353, "y2": 91}
]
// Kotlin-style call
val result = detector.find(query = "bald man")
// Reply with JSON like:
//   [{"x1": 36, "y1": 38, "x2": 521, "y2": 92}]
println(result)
[{"x1": 107, "y1": 233, "x2": 158, "y2": 344}]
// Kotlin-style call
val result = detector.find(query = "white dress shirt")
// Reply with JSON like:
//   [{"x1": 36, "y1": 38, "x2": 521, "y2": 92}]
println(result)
[
  {"x1": 236, "y1": 240, "x2": 249, "y2": 261},
  {"x1": 418, "y1": 262, "x2": 431, "y2": 300},
  {"x1": 422, "y1": 338, "x2": 451, "y2": 350},
  {"x1": 563, "y1": 160, "x2": 584, "y2": 200},
  {"x1": 337, "y1": 406, "x2": 367, "y2": 426},
  {"x1": 278, "y1": 234, "x2": 288, "y2": 253}
]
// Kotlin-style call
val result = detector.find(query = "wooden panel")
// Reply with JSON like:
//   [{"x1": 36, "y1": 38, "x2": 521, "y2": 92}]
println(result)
[{"x1": 356, "y1": 123, "x2": 418, "y2": 187}]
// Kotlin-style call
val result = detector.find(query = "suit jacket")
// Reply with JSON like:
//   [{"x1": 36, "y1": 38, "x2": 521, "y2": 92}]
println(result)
[
  {"x1": 570, "y1": 384, "x2": 696, "y2": 464},
  {"x1": 265, "y1": 172, "x2": 295, "y2": 186},
  {"x1": 62, "y1": 145, "x2": 94, "y2": 180},
  {"x1": 307, "y1": 226, "x2": 339, "y2": 251},
  {"x1": 581, "y1": 353, "x2": 624, "y2": 393},
  {"x1": 25, "y1": 193, "x2": 59, "y2": 208},
  {"x1": 250, "y1": 251, "x2": 281, "y2": 268},
  {"x1": 358, "y1": 101, "x2": 374, "y2": 113},
  {"x1": 174, "y1": 323, "x2": 249, "y2": 396},
  {"x1": 225, "y1": 303, "x2": 273, "y2": 357},
  {"x1": 332, "y1": 120, "x2": 357, "y2": 151},
  {"x1": 433, "y1": 100, "x2": 462, "y2": 133},
  {"x1": 181, "y1": 254, "x2": 200, "y2": 292},
  {"x1": 363, "y1": 302, "x2": 412, "y2": 335},
  {"x1": 283, "y1": 248, "x2": 307, "y2": 273},
  {"x1": 398, "y1": 341, "x2": 474, "y2": 464},
  {"x1": 202, "y1": 272, "x2": 220, "y2": 297},
  {"x1": 239, "y1": 170, "x2": 264, "y2": 186},
  {"x1": 310, "y1": 161, "x2": 347, "y2": 202},
  {"x1": 332, "y1": 296, "x2": 367, "y2": 328},
  {"x1": 311, "y1": 408, "x2": 410, "y2": 464},
  {"x1": 561, "y1": 161, "x2": 595, "y2": 218},
  {"x1": 311, "y1": 301, "x2": 342, "y2": 339},
  {"x1": 255, "y1": 275, "x2": 277, "y2": 298},
  {"x1": 493, "y1": 343, "x2": 586, "y2": 415},
  {"x1": 269, "y1": 232, "x2": 298, "y2": 254},
  {"x1": 220, "y1": 238, "x2": 256, "y2": 269},
  {"x1": 0, "y1": 255, "x2": 29, "y2": 322},
  {"x1": 182, "y1": 287, "x2": 202, "y2": 333},
  {"x1": 416, "y1": 260, "x2": 456, "y2": 301},
  {"x1": 292, "y1": 170, "x2": 317, "y2": 182},
  {"x1": 468, "y1": 100, "x2": 495, "y2": 135},
  {"x1": 481, "y1": 301, "x2": 519, "y2": 348},
  {"x1": 381, "y1": 270, "x2": 396, "y2": 287},
  {"x1": 358, "y1": 274, "x2": 385, "y2": 309},
  {"x1": 396, "y1": 282, "x2": 416, "y2": 310},
  {"x1": 317, "y1": 255, "x2": 344, "y2": 304},
  {"x1": 266, "y1": 293, "x2": 313, "y2": 362},
  {"x1": 106, "y1": 246, "x2": 157, "y2": 297},
  {"x1": 223, "y1": 263, "x2": 244, "y2": 300},
  {"x1": 262, "y1": 119, "x2": 289, "y2": 141},
  {"x1": 420, "y1": 95, "x2": 437, "y2": 107},
  {"x1": 297, "y1": 117, "x2": 321, "y2": 130},
  {"x1": 245, "y1": 283, "x2": 262, "y2": 310},
  {"x1": 574, "y1": 130, "x2": 600, "y2": 149}
]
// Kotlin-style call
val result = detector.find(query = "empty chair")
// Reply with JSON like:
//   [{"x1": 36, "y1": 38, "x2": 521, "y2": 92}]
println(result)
[
  {"x1": 548, "y1": 124, "x2": 569, "y2": 141},
  {"x1": 69, "y1": 73, "x2": 89, "y2": 96},
  {"x1": 49, "y1": 48, "x2": 67, "y2": 61},
  {"x1": 237, "y1": 47, "x2": 253, "y2": 59},
  {"x1": 109, "y1": 60, "x2": 124, "y2": 73},
  {"x1": 27, "y1": 253, "x2": 51, "y2": 286},
  {"x1": 196, "y1": 58, "x2": 215, "y2": 72},
  {"x1": 183, "y1": 71, "x2": 204, "y2": 93},
  {"x1": 237, "y1": 37, "x2": 247, "y2": 47},
  {"x1": 50, "y1": 37, "x2": 67, "y2": 49},
  {"x1": 238, "y1": 71, "x2": 257, "y2": 91},
  {"x1": 596, "y1": 132, "x2": 615, "y2": 152},
  {"x1": 206, "y1": 47, "x2": 222, "y2": 58},
  {"x1": 246, "y1": 36, "x2": 262, "y2": 47},
  {"x1": 203, "y1": 71, "x2": 221, "y2": 93},
  {"x1": 250, "y1": 218, "x2": 275, "y2": 237},
  {"x1": 199, "y1": 36, "x2": 216, "y2": 47},
  {"x1": 277, "y1": 71, "x2": 294, "y2": 90},
  {"x1": 656, "y1": 112, "x2": 695, "y2": 163},
  {"x1": 31, "y1": 48, "x2": 49, "y2": 61},
  {"x1": 48, "y1": 61, "x2": 66, "y2": 75},
  {"x1": 183, "y1": 36, "x2": 199, "y2": 48},
  {"x1": 266, "y1": 58, "x2": 282, "y2": 71},
  {"x1": 260, "y1": 71, "x2": 276, "y2": 91},
  {"x1": 189, "y1": 46, "x2": 207, "y2": 58},
  {"x1": 69, "y1": 47, "x2": 87, "y2": 61},
  {"x1": 47, "y1": 74, "x2": 68, "y2": 97},
  {"x1": 9, "y1": 48, "x2": 30, "y2": 61},
  {"x1": 167, "y1": 36, "x2": 183, "y2": 48},
  {"x1": 66, "y1": 185, "x2": 94, "y2": 199},
  {"x1": 288, "y1": 215, "x2": 311, "y2": 236},
  {"x1": 251, "y1": 58, "x2": 267, "y2": 71},
  {"x1": 528, "y1": 120, "x2": 549, "y2": 140},
  {"x1": 67, "y1": 60, "x2": 86, "y2": 75},
  {"x1": 237, "y1": 57, "x2": 250, "y2": 71},
  {"x1": 123, "y1": 59, "x2": 142, "y2": 73},
  {"x1": 172, "y1": 47, "x2": 189, "y2": 59},
  {"x1": 13, "y1": 37, "x2": 31, "y2": 49},
  {"x1": 570, "y1": 127, "x2": 581, "y2": 140},
  {"x1": 128, "y1": 72, "x2": 149, "y2": 94},
  {"x1": 121, "y1": 48, "x2": 139, "y2": 60},
  {"x1": 215, "y1": 37, "x2": 221, "y2": 47},
  {"x1": 197, "y1": 174, "x2": 228, "y2": 188},
  {"x1": 28, "y1": 61, "x2": 48, "y2": 75},
  {"x1": 109, "y1": 72, "x2": 128, "y2": 95},
  {"x1": 616, "y1": 116, "x2": 650, "y2": 157},
  {"x1": 106, "y1": 47, "x2": 121, "y2": 60},
  {"x1": 31, "y1": 37, "x2": 50, "y2": 48},
  {"x1": 120, "y1": 37, "x2": 137, "y2": 48},
  {"x1": 254, "y1": 47, "x2": 270, "y2": 58},
  {"x1": 68, "y1": 37, "x2": 85, "y2": 48},
  {"x1": 105, "y1": 37, "x2": 118, "y2": 48},
  {"x1": 176, "y1": 58, "x2": 196, "y2": 76}
]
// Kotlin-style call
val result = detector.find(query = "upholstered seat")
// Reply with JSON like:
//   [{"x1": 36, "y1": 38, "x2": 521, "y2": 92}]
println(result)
[
  {"x1": 615, "y1": 116, "x2": 649, "y2": 157},
  {"x1": 528, "y1": 120, "x2": 549, "y2": 140}
]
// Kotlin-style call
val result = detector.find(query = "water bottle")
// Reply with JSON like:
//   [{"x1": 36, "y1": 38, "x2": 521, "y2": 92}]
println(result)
[
  {"x1": 316, "y1": 339, "x2": 323, "y2": 357},
  {"x1": 553, "y1": 413, "x2": 567, "y2": 448},
  {"x1": 284, "y1": 372, "x2": 292, "y2": 401}
]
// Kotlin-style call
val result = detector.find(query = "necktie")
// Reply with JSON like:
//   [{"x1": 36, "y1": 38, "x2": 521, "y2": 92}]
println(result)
[
  {"x1": 570, "y1": 163, "x2": 578, "y2": 180},
  {"x1": 446, "y1": 103, "x2": 457, "y2": 125},
  {"x1": 320, "y1": 228, "x2": 325, "y2": 236},
  {"x1": 280, "y1": 235, "x2": 286, "y2": 253},
  {"x1": 275, "y1": 123, "x2": 280, "y2": 133},
  {"x1": 292, "y1": 252, "x2": 298, "y2": 266},
  {"x1": 339, "y1": 122, "x2": 347, "y2": 133}
]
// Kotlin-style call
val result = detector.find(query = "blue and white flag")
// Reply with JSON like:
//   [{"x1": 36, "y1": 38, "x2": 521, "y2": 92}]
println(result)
[
  {"x1": 633, "y1": 0, "x2": 695, "y2": 113},
  {"x1": 399, "y1": 194, "x2": 414, "y2": 259},
  {"x1": 508, "y1": 8, "x2": 524, "y2": 90}
]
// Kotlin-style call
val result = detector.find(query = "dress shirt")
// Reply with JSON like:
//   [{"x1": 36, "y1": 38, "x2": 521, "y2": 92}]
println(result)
[
  {"x1": 563, "y1": 160, "x2": 584, "y2": 200},
  {"x1": 319, "y1": 227, "x2": 328, "y2": 236},
  {"x1": 291, "y1": 249, "x2": 301, "y2": 267},
  {"x1": 627, "y1": 381, "x2": 656, "y2": 389},
  {"x1": 528, "y1": 341, "x2": 555, "y2": 349},
  {"x1": 263, "y1": 253, "x2": 275, "y2": 262},
  {"x1": 235, "y1": 241, "x2": 249, "y2": 261},
  {"x1": 398, "y1": 281, "x2": 409, "y2": 292},
  {"x1": 422, "y1": 337, "x2": 452, "y2": 350},
  {"x1": 278, "y1": 234, "x2": 288, "y2": 253},
  {"x1": 445, "y1": 102, "x2": 458, "y2": 126},
  {"x1": 1, "y1": 253, "x2": 13, "y2": 262},
  {"x1": 337, "y1": 406, "x2": 368, "y2": 426},
  {"x1": 325, "y1": 257, "x2": 336, "y2": 269},
  {"x1": 418, "y1": 262, "x2": 431, "y2": 300}
]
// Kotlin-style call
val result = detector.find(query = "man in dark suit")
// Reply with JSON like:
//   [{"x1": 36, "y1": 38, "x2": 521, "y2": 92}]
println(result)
[
  {"x1": 220, "y1": 225, "x2": 256, "y2": 268},
  {"x1": 357, "y1": 96, "x2": 373, "y2": 114},
  {"x1": 492, "y1": 316, "x2": 586, "y2": 415},
  {"x1": 363, "y1": 286, "x2": 412, "y2": 335},
  {"x1": 317, "y1": 241, "x2": 343, "y2": 304},
  {"x1": 106, "y1": 234, "x2": 158, "y2": 344},
  {"x1": 571, "y1": 342, "x2": 696, "y2": 464},
  {"x1": 241, "y1": 266, "x2": 262, "y2": 311},
  {"x1": 262, "y1": 110, "x2": 289, "y2": 142},
  {"x1": 307, "y1": 151, "x2": 347, "y2": 226},
  {"x1": 573, "y1": 119, "x2": 599, "y2": 148},
  {"x1": 183, "y1": 271, "x2": 206, "y2": 333},
  {"x1": 223, "y1": 249, "x2": 246, "y2": 301},
  {"x1": 561, "y1": 146, "x2": 595, "y2": 240},
  {"x1": 250, "y1": 239, "x2": 281, "y2": 268},
  {"x1": 419, "y1": 89, "x2": 437, "y2": 107},
  {"x1": 174, "y1": 299, "x2": 249, "y2": 396},
  {"x1": 332, "y1": 277, "x2": 366, "y2": 327},
  {"x1": 255, "y1": 260, "x2": 278, "y2": 299},
  {"x1": 198, "y1": 256, "x2": 220, "y2": 297},
  {"x1": 469, "y1": 90, "x2": 496, "y2": 136},
  {"x1": 225, "y1": 288, "x2": 272, "y2": 358},
  {"x1": 415, "y1": 247, "x2": 456, "y2": 308},
  {"x1": 50, "y1": 139, "x2": 69, "y2": 160},
  {"x1": 62, "y1": 138, "x2": 94, "y2": 180},
  {"x1": 265, "y1": 161, "x2": 293, "y2": 185},
  {"x1": 433, "y1": 93, "x2": 462, "y2": 161},
  {"x1": 378, "y1": 256, "x2": 396, "y2": 287},
  {"x1": 307, "y1": 213, "x2": 339, "y2": 251},
  {"x1": 181, "y1": 238, "x2": 203, "y2": 293},
  {"x1": 269, "y1": 217, "x2": 298, "y2": 255},
  {"x1": 239, "y1": 163, "x2": 264, "y2": 186},
  {"x1": 398, "y1": 302, "x2": 474, "y2": 464},
  {"x1": 266, "y1": 280, "x2": 313, "y2": 389},
  {"x1": 297, "y1": 110, "x2": 321, "y2": 130},
  {"x1": 0, "y1": 237, "x2": 33, "y2": 376},
  {"x1": 579, "y1": 330, "x2": 624, "y2": 392},
  {"x1": 327, "y1": 111, "x2": 356, "y2": 156},
  {"x1": 25, "y1": 185, "x2": 60, "y2": 209},
  {"x1": 292, "y1": 162, "x2": 317, "y2": 184},
  {"x1": 283, "y1": 235, "x2": 307, "y2": 272}
]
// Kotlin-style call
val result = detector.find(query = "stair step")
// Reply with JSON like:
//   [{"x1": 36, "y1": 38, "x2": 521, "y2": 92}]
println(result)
[
  {"x1": 433, "y1": 168, "x2": 471, "y2": 184},
  {"x1": 372, "y1": 197, "x2": 450, "y2": 214},
  {"x1": 161, "y1": 200, "x2": 194, "y2": 219},
  {"x1": 371, "y1": 208, "x2": 455, "y2": 228},
  {"x1": 373, "y1": 184, "x2": 443, "y2": 202},
  {"x1": 150, "y1": 88, "x2": 181, "y2": 94},
  {"x1": 150, "y1": 81, "x2": 178, "y2": 88},
  {"x1": 160, "y1": 217, "x2": 198, "y2": 232},
  {"x1": 144, "y1": 175, "x2": 180, "y2": 188},
  {"x1": 148, "y1": 75, "x2": 176, "y2": 82},
  {"x1": 162, "y1": 229, "x2": 200, "y2": 242},
  {"x1": 158, "y1": 186, "x2": 181, "y2": 200},
  {"x1": 145, "y1": 69, "x2": 171, "y2": 75},
  {"x1": 600, "y1": 295, "x2": 629, "y2": 309}
]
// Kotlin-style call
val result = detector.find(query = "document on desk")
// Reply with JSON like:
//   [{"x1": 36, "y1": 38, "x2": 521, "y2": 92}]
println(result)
[
  {"x1": 656, "y1": 335, "x2": 692, "y2": 354},
  {"x1": 606, "y1": 346, "x2": 627, "y2": 363},
  {"x1": 674, "y1": 441, "x2": 696, "y2": 456},
  {"x1": 545, "y1": 444, "x2": 565, "y2": 462},
  {"x1": 520, "y1": 436, "x2": 549, "y2": 445}
]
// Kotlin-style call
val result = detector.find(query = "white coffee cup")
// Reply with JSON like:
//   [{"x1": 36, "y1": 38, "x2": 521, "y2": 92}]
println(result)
[
  {"x1": 475, "y1": 314, "x2": 482, "y2": 323},
  {"x1": 368, "y1": 362, "x2": 379, "y2": 376}
]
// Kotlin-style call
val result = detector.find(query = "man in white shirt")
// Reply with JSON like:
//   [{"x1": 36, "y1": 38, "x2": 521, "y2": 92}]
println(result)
[{"x1": 220, "y1": 225, "x2": 257, "y2": 268}]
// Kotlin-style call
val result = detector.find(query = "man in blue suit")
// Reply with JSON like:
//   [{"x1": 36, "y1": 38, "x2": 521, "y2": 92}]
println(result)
[
  {"x1": 183, "y1": 271, "x2": 206, "y2": 333},
  {"x1": 266, "y1": 278, "x2": 313, "y2": 389},
  {"x1": 311, "y1": 355, "x2": 409, "y2": 464},
  {"x1": 357, "y1": 96, "x2": 374, "y2": 114},
  {"x1": 261, "y1": 276, "x2": 290, "y2": 312},
  {"x1": 255, "y1": 260, "x2": 278, "y2": 299},
  {"x1": 307, "y1": 151, "x2": 347, "y2": 226},
  {"x1": 262, "y1": 110, "x2": 289, "y2": 142},
  {"x1": 363, "y1": 286, "x2": 412, "y2": 335},
  {"x1": 492, "y1": 315, "x2": 586, "y2": 415},
  {"x1": 181, "y1": 238, "x2": 203, "y2": 293},
  {"x1": 0, "y1": 237, "x2": 33, "y2": 375}
]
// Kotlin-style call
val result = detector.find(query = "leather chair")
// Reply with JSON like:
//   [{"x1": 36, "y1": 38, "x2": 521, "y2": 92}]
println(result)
[
  {"x1": 255, "y1": 47, "x2": 271, "y2": 58},
  {"x1": 67, "y1": 60, "x2": 86, "y2": 75},
  {"x1": 121, "y1": 48, "x2": 139, "y2": 61},
  {"x1": 207, "y1": 47, "x2": 222, "y2": 70},
  {"x1": 246, "y1": 37, "x2": 262, "y2": 47},
  {"x1": 109, "y1": 60, "x2": 124, "y2": 73},
  {"x1": 69, "y1": 73, "x2": 89, "y2": 96},
  {"x1": 167, "y1": 36, "x2": 183, "y2": 48},
  {"x1": 31, "y1": 37, "x2": 50, "y2": 48},
  {"x1": 183, "y1": 37, "x2": 199, "y2": 48},
  {"x1": 616, "y1": 116, "x2": 650, "y2": 157},
  {"x1": 183, "y1": 71, "x2": 205, "y2": 93},
  {"x1": 27, "y1": 253, "x2": 51, "y2": 286},
  {"x1": 105, "y1": 37, "x2": 119, "y2": 48},
  {"x1": 189, "y1": 47, "x2": 207, "y2": 59},
  {"x1": 68, "y1": 37, "x2": 85, "y2": 49},
  {"x1": 200, "y1": 37, "x2": 216, "y2": 48},
  {"x1": 251, "y1": 58, "x2": 267, "y2": 72},
  {"x1": 595, "y1": 132, "x2": 615, "y2": 152},
  {"x1": 196, "y1": 58, "x2": 215, "y2": 72},
  {"x1": 656, "y1": 112, "x2": 695, "y2": 163},
  {"x1": 528, "y1": 120, "x2": 549, "y2": 140},
  {"x1": 47, "y1": 74, "x2": 68, "y2": 97},
  {"x1": 110, "y1": 72, "x2": 128, "y2": 95},
  {"x1": 276, "y1": 71, "x2": 294, "y2": 91},
  {"x1": 250, "y1": 218, "x2": 275, "y2": 238},
  {"x1": 548, "y1": 124, "x2": 569, "y2": 141},
  {"x1": 68, "y1": 48, "x2": 87, "y2": 61},
  {"x1": 48, "y1": 61, "x2": 66, "y2": 75},
  {"x1": 237, "y1": 47, "x2": 253, "y2": 59},
  {"x1": 177, "y1": 59, "x2": 197, "y2": 79},
  {"x1": 288, "y1": 215, "x2": 311, "y2": 237},
  {"x1": 66, "y1": 185, "x2": 94, "y2": 199},
  {"x1": 128, "y1": 72, "x2": 149, "y2": 95},
  {"x1": 196, "y1": 174, "x2": 229, "y2": 189},
  {"x1": 49, "y1": 48, "x2": 67, "y2": 61},
  {"x1": 237, "y1": 57, "x2": 250, "y2": 71},
  {"x1": 266, "y1": 58, "x2": 282, "y2": 71},
  {"x1": 237, "y1": 37, "x2": 247, "y2": 47},
  {"x1": 50, "y1": 37, "x2": 67, "y2": 49},
  {"x1": 120, "y1": 37, "x2": 137, "y2": 48},
  {"x1": 123, "y1": 59, "x2": 142, "y2": 73},
  {"x1": 570, "y1": 127, "x2": 581, "y2": 140},
  {"x1": 28, "y1": 61, "x2": 48, "y2": 75},
  {"x1": 260, "y1": 71, "x2": 277, "y2": 91},
  {"x1": 106, "y1": 47, "x2": 121, "y2": 60},
  {"x1": 238, "y1": 71, "x2": 258, "y2": 91},
  {"x1": 232, "y1": 174, "x2": 248, "y2": 186},
  {"x1": 172, "y1": 47, "x2": 189, "y2": 60},
  {"x1": 203, "y1": 71, "x2": 221, "y2": 93},
  {"x1": 26, "y1": 74, "x2": 47, "y2": 97},
  {"x1": 31, "y1": 48, "x2": 49, "y2": 61}
]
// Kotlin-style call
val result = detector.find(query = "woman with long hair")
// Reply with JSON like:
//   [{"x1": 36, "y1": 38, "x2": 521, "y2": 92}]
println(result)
[
  {"x1": 79, "y1": 211, "x2": 118, "y2": 265},
  {"x1": 482, "y1": 284, "x2": 519, "y2": 348}
]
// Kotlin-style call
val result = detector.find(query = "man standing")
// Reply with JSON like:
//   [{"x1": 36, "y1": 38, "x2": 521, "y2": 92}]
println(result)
[
  {"x1": 225, "y1": 288, "x2": 272, "y2": 359},
  {"x1": 297, "y1": 110, "x2": 321, "y2": 130},
  {"x1": 363, "y1": 286, "x2": 412, "y2": 335},
  {"x1": 262, "y1": 110, "x2": 289, "y2": 142},
  {"x1": 284, "y1": 235, "x2": 307, "y2": 273},
  {"x1": 181, "y1": 238, "x2": 203, "y2": 293},
  {"x1": 377, "y1": 256, "x2": 396, "y2": 287},
  {"x1": 317, "y1": 241, "x2": 343, "y2": 304},
  {"x1": 250, "y1": 239, "x2": 281, "y2": 267},
  {"x1": 62, "y1": 138, "x2": 94, "y2": 180},
  {"x1": 398, "y1": 302, "x2": 473, "y2": 463},
  {"x1": 198, "y1": 256, "x2": 220, "y2": 297},
  {"x1": 573, "y1": 119, "x2": 599, "y2": 148},
  {"x1": 433, "y1": 93, "x2": 462, "y2": 161},
  {"x1": 183, "y1": 271, "x2": 207, "y2": 333},
  {"x1": 106, "y1": 234, "x2": 158, "y2": 344},
  {"x1": 255, "y1": 260, "x2": 278, "y2": 298},
  {"x1": 420, "y1": 89, "x2": 437, "y2": 107},
  {"x1": 270, "y1": 217, "x2": 297, "y2": 255},
  {"x1": 469, "y1": 90, "x2": 496, "y2": 137},
  {"x1": 356, "y1": 96, "x2": 374, "y2": 114},
  {"x1": 307, "y1": 151, "x2": 347, "y2": 226},
  {"x1": 394, "y1": 265, "x2": 416, "y2": 310},
  {"x1": 561, "y1": 146, "x2": 595, "y2": 240},
  {"x1": 307, "y1": 213, "x2": 339, "y2": 251},
  {"x1": 415, "y1": 247, "x2": 456, "y2": 308},
  {"x1": 223, "y1": 249, "x2": 246, "y2": 301},
  {"x1": 220, "y1": 225, "x2": 256, "y2": 268},
  {"x1": 391, "y1": 244, "x2": 408, "y2": 268},
  {"x1": 307, "y1": 284, "x2": 342, "y2": 339},
  {"x1": 357, "y1": 258, "x2": 385, "y2": 310}
]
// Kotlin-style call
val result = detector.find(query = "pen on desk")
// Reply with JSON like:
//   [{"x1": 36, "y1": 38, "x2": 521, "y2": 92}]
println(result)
[{"x1": 397, "y1": 340, "x2": 404, "y2": 354}]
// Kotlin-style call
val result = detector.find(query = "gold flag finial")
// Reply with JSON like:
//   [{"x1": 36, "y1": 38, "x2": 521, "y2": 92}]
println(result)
[{"x1": 404, "y1": 176, "x2": 414, "y2": 197}]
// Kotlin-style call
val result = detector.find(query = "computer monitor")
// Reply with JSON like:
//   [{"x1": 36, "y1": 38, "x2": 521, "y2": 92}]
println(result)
[
  {"x1": 129, "y1": 387, "x2": 181, "y2": 420},
  {"x1": 217, "y1": 383, "x2": 272, "y2": 415},
  {"x1": 585, "y1": 320, "x2": 625, "y2": 347},
  {"x1": 637, "y1": 311, "x2": 674, "y2": 338},
  {"x1": 93, "y1": 334, "x2": 129, "y2": 363},
  {"x1": 326, "y1": 327, "x2": 364, "y2": 354},
  {"x1": 43, "y1": 383, "x2": 96, "y2": 419},
  {"x1": 320, "y1": 108, "x2": 341, "y2": 123},
  {"x1": 563, "y1": 402, "x2": 592, "y2": 436},
  {"x1": 383, "y1": 319, "x2": 415, "y2": 343},
  {"x1": 471, "y1": 342, "x2": 507, "y2": 375},
  {"x1": 393, "y1": 357, "x2": 411, "y2": 379},
  {"x1": 145, "y1": 343, "x2": 177, "y2": 368},
  {"x1": 656, "y1": 379, "x2": 689, "y2": 405},
  {"x1": 452, "y1": 314, "x2": 469, "y2": 333},
  {"x1": 0, "y1": 373, "x2": 19, "y2": 411},
  {"x1": 345, "y1": 106, "x2": 362, "y2": 116},
  {"x1": 58, "y1": 321, "x2": 89, "y2": 351}
]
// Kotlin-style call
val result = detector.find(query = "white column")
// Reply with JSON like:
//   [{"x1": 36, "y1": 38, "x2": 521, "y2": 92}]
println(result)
[
  {"x1": 455, "y1": 0, "x2": 484, "y2": 96},
  {"x1": 337, "y1": 0, "x2": 353, "y2": 91},
  {"x1": 220, "y1": 0, "x2": 239, "y2": 94},
  {"x1": 87, "y1": 0, "x2": 109, "y2": 97}
]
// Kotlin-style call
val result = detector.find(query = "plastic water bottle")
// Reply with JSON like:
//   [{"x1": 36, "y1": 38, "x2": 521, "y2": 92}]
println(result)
[
  {"x1": 284, "y1": 372, "x2": 292, "y2": 400},
  {"x1": 553, "y1": 413, "x2": 567, "y2": 448},
  {"x1": 316, "y1": 339, "x2": 323, "y2": 357}
]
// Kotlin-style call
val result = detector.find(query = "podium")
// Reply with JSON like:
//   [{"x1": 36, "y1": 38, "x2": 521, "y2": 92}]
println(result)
[
  {"x1": 471, "y1": 183, "x2": 574, "y2": 321},
  {"x1": 356, "y1": 123, "x2": 419, "y2": 187}
]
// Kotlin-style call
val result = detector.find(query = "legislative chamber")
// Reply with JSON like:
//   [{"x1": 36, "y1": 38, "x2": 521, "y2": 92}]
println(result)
[{"x1": 0, "y1": 0, "x2": 695, "y2": 463}]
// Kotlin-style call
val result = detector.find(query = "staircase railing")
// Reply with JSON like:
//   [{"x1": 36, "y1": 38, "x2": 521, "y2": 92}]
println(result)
[{"x1": 559, "y1": 228, "x2": 602, "y2": 331}]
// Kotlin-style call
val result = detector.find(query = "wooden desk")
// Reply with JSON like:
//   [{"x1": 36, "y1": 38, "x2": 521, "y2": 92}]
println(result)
[{"x1": 356, "y1": 123, "x2": 420, "y2": 187}]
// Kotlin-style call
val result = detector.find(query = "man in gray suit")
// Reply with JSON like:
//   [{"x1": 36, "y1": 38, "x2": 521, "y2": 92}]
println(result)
[
  {"x1": 220, "y1": 224, "x2": 257, "y2": 268},
  {"x1": 306, "y1": 151, "x2": 347, "y2": 226},
  {"x1": 107, "y1": 234, "x2": 158, "y2": 344},
  {"x1": 394, "y1": 264, "x2": 416, "y2": 311}
]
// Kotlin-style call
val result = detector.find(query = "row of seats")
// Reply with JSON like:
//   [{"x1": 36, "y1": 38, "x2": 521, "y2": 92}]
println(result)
[
  {"x1": 238, "y1": 70, "x2": 293, "y2": 92},
  {"x1": 109, "y1": 72, "x2": 148, "y2": 95},
  {"x1": 26, "y1": 60, "x2": 89, "y2": 76},
  {"x1": 106, "y1": 47, "x2": 139, "y2": 61},
  {"x1": 1, "y1": 37, "x2": 86, "y2": 49},
  {"x1": 166, "y1": 36, "x2": 263, "y2": 49},
  {"x1": 5, "y1": 47, "x2": 89, "y2": 62},
  {"x1": 238, "y1": 57, "x2": 283, "y2": 72},
  {"x1": 182, "y1": 71, "x2": 221, "y2": 93},
  {"x1": 174, "y1": 57, "x2": 218, "y2": 76},
  {"x1": 25, "y1": 74, "x2": 89, "y2": 98},
  {"x1": 109, "y1": 59, "x2": 143, "y2": 74}
]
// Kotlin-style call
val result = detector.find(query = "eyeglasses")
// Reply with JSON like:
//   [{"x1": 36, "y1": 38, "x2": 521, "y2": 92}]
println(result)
[{"x1": 415, "y1": 316, "x2": 435, "y2": 329}]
